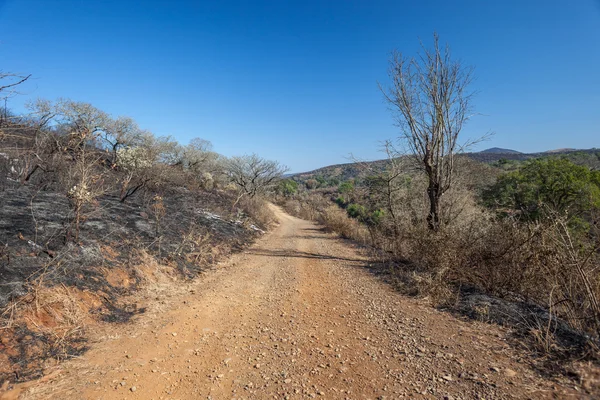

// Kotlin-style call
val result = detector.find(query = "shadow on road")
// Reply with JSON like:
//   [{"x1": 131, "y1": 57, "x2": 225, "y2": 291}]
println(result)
[{"x1": 245, "y1": 249, "x2": 365, "y2": 263}]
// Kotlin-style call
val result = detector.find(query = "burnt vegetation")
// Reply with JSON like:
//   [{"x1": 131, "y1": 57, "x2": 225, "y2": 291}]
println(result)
[{"x1": 0, "y1": 91, "x2": 284, "y2": 381}]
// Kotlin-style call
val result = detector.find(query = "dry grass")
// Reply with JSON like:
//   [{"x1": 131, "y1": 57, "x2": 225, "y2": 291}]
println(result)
[
  {"x1": 287, "y1": 183, "x2": 600, "y2": 358},
  {"x1": 0, "y1": 280, "x2": 91, "y2": 382},
  {"x1": 0, "y1": 221, "x2": 241, "y2": 383},
  {"x1": 238, "y1": 196, "x2": 278, "y2": 230},
  {"x1": 318, "y1": 205, "x2": 370, "y2": 242}
]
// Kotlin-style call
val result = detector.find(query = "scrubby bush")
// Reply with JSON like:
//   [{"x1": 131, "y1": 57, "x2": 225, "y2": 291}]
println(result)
[
  {"x1": 200, "y1": 171, "x2": 214, "y2": 190},
  {"x1": 116, "y1": 146, "x2": 154, "y2": 202},
  {"x1": 237, "y1": 195, "x2": 277, "y2": 230},
  {"x1": 334, "y1": 196, "x2": 346, "y2": 207},
  {"x1": 484, "y1": 158, "x2": 600, "y2": 226},
  {"x1": 319, "y1": 205, "x2": 369, "y2": 242},
  {"x1": 305, "y1": 179, "x2": 318, "y2": 190},
  {"x1": 277, "y1": 178, "x2": 298, "y2": 197},
  {"x1": 346, "y1": 203, "x2": 366, "y2": 219},
  {"x1": 338, "y1": 181, "x2": 354, "y2": 194}
]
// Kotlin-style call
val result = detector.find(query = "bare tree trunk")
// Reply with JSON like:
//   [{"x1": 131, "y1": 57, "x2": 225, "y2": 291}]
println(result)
[
  {"x1": 120, "y1": 181, "x2": 146, "y2": 203},
  {"x1": 426, "y1": 184, "x2": 441, "y2": 231},
  {"x1": 232, "y1": 191, "x2": 246, "y2": 209}
]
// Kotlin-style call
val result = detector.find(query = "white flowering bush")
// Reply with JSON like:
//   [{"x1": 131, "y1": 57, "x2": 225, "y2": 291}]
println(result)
[
  {"x1": 67, "y1": 183, "x2": 93, "y2": 203},
  {"x1": 116, "y1": 147, "x2": 153, "y2": 172},
  {"x1": 116, "y1": 146, "x2": 155, "y2": 203}
]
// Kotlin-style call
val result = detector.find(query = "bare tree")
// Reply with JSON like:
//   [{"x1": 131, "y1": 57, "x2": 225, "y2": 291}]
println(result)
[
  {"x1": 52, "y1": 99, "x2": 111, "y2": 155},
  {"x1": 28, "y1": 99, "x2": 110, "y2": 241},
  {"x1": 362, "y1": 141, "x2": 408, "y2": 241},
  {"x1": 7, "y1": 99, "x2": 63, "y2": 184},
  {"x1": 381, "y1": 34, "x2": 478, "y2": 231},
  {"x1": 0, "y1": 71, "x2": 30, "y2": 125},
  {"x1": 0, "y1": 71, "x2": 30, "y2": 92},
  {"x1": 153, "y1": 135, "x2": 182, "y2": 166},
  {"x1": 225, "y1": 154, "x2": 288, "y2": 205},
  {"x1": 182, "y1": 138, "x2": 214, "y2": 172},
  {"x1": 102, "y1": 116, "x2": 151, "y2": 164}
]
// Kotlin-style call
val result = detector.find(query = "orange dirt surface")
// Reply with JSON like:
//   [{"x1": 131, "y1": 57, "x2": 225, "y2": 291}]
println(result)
[{"x1": 3, "y1": 206, "x2": 592, "y2": 399}]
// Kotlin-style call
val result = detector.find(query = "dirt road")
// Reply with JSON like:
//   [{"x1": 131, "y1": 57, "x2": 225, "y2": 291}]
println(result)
[{"x1": 15, "y1": 206, "x2": 580, "y2": 399}]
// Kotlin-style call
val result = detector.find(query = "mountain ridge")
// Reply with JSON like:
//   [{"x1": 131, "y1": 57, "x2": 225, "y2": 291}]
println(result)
[
  {"x1": 479, "y1": 147, "x2": 522, "y2": 154},
  {"x1": 291, "y1": 148, "x2": 599, "y2": 183}
]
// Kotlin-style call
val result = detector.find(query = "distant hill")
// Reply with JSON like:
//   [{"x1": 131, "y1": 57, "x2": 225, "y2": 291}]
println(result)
[
  {"x1": 544, "y1": 148, "x2": 577, "y2": 153},
  {"x1": 465, "y1": 148, "x2": 598, "y2": 164},
  {"x1": 479, "y1": 147, "x2": 522, "y2": 154},
  {"x1": 291, "y1": 148, "x2": 600, "y2": 187},
  {"x1": 293, "y1": 159, "x2": 390, "y2": 184}
]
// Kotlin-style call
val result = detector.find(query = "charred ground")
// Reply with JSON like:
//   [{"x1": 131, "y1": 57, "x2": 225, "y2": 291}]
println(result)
[{"x1": 0, "y1": 119, "x2": 273, "y2": 383}]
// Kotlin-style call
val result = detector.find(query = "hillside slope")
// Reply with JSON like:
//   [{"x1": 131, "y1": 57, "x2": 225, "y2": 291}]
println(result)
[{"x1": 0, "y1": 121, "x2": 274, "y2": 385}]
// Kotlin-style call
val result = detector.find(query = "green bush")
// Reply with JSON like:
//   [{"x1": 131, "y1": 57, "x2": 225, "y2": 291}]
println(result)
[
  {"x1": 338, "y1": 181, "x2": 354, "y2": 194},
  {"x1": 277, "y1": 179, "x2": 298, "y2": 197},
  {"x1": 367, "y1": 209, "x2": 385, "y2": 226},
  {"x1": 346, "y1": 203, "x2": 366, "y2": 219},
  {"x1": 484, "y1": 158, "x2": 600, "y2": 225},
  {"x1": 335, "y1": 196, "x2": 346, "y2": 207}
]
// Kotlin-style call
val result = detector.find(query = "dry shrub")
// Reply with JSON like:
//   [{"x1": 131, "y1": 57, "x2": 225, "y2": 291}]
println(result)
[
  {"x1": 318, "y1": 205, "x2": 370, "y2": 243},
  {"x1": 129, "y1": 250, "x2": 183, "y2": 312},
  {"x1": 281, "y1": 192, "x2": 334, "y2": 221},
  {"x1": 131, "y1": 249, "x2": 167, "y2": 284},
  {"x1": 411, "y1": 268, "x2": 458, "y2": 307},
  {"x1": 175, "y1": 230, "x2": 213, "y2": 265},
  {"x1": 0, "y1": 281, "x2": 91, "y2": 378},
  {"x1": 399, "y1": 201, "x2": 600, "y2": 342},
  {"x1": 294, "y1": 178, "x2": 600, "y2": 347},
  {"x1": 283, "y1": 198, "x2": 303, "y2": 217},
  {"x1": 238, "y1": 196, "x2": 277, "y2": 229}
]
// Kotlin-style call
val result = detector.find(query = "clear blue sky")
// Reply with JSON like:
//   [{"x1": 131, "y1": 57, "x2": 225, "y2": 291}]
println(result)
[{"x1": 1, "y1": 0, "x2": 599, "y2": 172}]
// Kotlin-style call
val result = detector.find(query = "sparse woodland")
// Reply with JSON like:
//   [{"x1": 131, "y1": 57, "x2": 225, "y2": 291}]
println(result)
[{"x1": 0, "y1": 84, "x2": 284, "y2": 381}]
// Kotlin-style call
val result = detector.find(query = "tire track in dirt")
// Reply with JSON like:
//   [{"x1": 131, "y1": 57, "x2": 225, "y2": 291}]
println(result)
[{"x1": 13, "y1": 205, "x2": 582, "y2": 399}]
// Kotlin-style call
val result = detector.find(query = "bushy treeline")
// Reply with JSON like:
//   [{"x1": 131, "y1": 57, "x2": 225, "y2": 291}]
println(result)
[
  {"x1": 2, "y1": 98, "x2": 226, "y2": 194},
  {"x1": 280, "y1": 156, "x2": 600, "y2": 352},
  {"x1": 0, "y1": 98, "x2": 285, "y2": 241}
]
